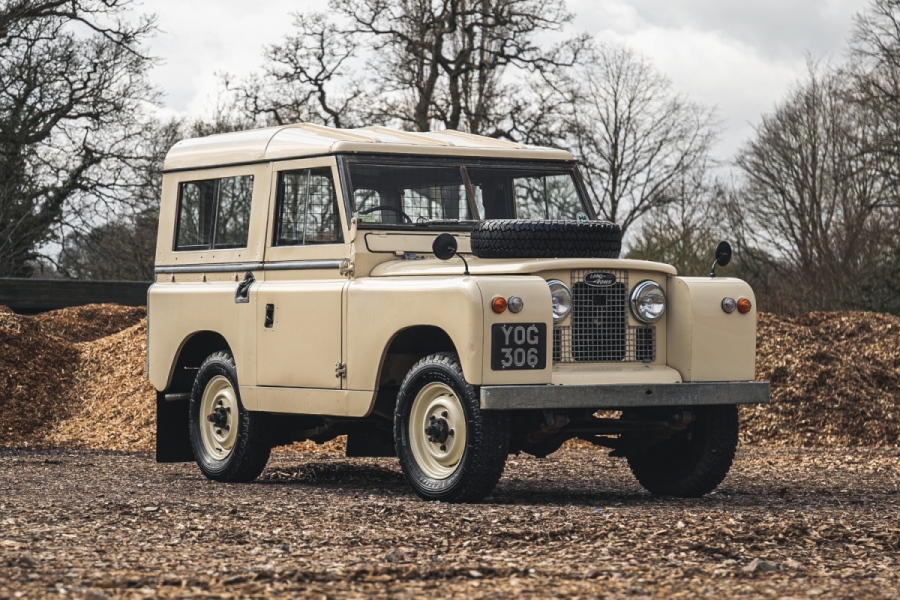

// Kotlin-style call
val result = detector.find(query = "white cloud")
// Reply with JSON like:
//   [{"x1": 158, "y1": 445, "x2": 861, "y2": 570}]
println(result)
[{"x1": 138, "y1": 0, "x2": 319, "y2": 114}]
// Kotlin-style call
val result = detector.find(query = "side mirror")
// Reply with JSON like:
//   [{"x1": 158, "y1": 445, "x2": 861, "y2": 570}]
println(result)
[
  {"x1": 432, "y1": 233, "x2": 459, "y2": 261},
  {"x1": 710, "y1": 241, "x2": 733, "y2": 278},
  {"x1": 715, "y1": 241, "x2": 732, "y2": 267},
  {"x1": 432, "y1": 233, "x2": 469, "y2": 276}
]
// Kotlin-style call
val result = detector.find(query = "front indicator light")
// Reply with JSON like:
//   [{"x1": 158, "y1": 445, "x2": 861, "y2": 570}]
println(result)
[
  {"x1": 491, "y1": 296, "x2": 507, "y2": 313},
  {"x1": 737, "y1": 298, "x2": 752, "y2": 314},
  {"x1": 630, "y1": 280, "x2": 666, "y2": 323},
  {"x1": 547, "y1": 280, "x2": 572, "y2": 323}
]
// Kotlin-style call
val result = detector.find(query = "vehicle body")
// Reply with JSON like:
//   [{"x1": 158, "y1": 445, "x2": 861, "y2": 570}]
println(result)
[{"x1": 149, "y1": 123, "x2": 769, "y2": 501}]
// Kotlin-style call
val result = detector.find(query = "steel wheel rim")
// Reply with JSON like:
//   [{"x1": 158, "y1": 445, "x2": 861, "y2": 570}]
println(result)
[
  {"x1": 408, "y1": 382, "x2": 467, "y2": 480},
  {"x1": 199, "y1": 375, "x2": 238, "y2": 461}
]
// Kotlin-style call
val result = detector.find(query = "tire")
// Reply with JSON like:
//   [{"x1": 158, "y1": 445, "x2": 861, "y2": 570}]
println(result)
[
  {"x1": 189, "y1": 351, "x2": 271, "y2": 482},
  {"x1": 394, "y1": 352, "x2": 509, "y2": 502},
  {"x1": 470, "y1": 220, "x2": 622, "y2": 259},
  {"x1": 626, "y1": 405, "x2": 738, "y2": 497}
]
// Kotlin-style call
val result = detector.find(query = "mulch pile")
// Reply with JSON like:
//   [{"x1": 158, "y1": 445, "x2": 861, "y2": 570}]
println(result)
[
  {"x1": 0, "y1": 305, "x2": 151, "y2": 450},
  {"x1": 741, "y1": 311, "x2": 900, "y2": 447},
  {"x1": 0, "y1": 306, "x2": 898, "y2": 450}
]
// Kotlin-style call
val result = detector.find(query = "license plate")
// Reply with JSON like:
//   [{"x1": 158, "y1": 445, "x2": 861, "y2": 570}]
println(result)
[{"x1": 491, "y1": 323, "x2": 547, "y2": 370}]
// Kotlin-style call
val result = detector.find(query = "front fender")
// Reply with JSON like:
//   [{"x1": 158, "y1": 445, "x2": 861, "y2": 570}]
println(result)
[
  {"x1": 666, "y1": 276, "x2": 757, "y2": 382},
  {"x1": 475, "y1": 276, "x2": 553, "y2": 385}
]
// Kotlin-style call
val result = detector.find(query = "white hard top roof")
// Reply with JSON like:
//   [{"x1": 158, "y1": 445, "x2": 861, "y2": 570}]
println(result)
[{"x1": 163, "y1": 123, "x2": 574, "y2": 171}]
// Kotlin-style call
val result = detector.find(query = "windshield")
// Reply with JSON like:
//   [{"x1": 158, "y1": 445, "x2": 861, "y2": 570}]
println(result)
[{"x1": 343, "y1": 158, "x2": 591, "y2": 227}]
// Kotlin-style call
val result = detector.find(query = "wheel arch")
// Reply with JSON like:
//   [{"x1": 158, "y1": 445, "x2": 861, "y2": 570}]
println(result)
[
  {"x1": 367, "y1": 325, "x2": 459, "y2": 419},
  {"x1": 377, "y1": 325, "x2": 458, "y2": 389},
  {"x1": 165, "y1": 330, "x2": 233, "y2": 394}
]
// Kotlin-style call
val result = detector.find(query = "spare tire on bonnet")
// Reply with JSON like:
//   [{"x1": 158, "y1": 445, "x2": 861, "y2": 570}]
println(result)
[{"x1": 470, "y1": 220, "x2": 622, "y2": 259}]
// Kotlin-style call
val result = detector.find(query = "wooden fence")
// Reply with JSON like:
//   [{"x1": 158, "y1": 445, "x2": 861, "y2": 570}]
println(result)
[{"x1": 0, "y1": 278, "x2": 152, "y2": 313}]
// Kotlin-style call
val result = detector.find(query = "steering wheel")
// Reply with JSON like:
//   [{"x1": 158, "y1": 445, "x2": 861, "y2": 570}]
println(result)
[{"x1": 359, "y1": 205, "x2": 413, "y2": 224}]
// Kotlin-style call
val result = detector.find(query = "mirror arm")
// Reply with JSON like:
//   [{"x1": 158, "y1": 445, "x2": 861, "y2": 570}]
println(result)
[
  {"x1": 459, "y1": 254, "x2": 470, "y2": 277},
  {"x1": 709, "y1": 259, "x2": 720, "y2": 278}
]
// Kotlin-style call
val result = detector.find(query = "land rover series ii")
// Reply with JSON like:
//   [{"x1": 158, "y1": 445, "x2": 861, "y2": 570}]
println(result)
[{"x1": 149, "y1": 123, "x2": 768, "y2": 502}]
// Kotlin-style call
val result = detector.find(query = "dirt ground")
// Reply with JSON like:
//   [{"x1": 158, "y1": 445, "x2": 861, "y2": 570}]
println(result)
[{"x1": 1, "y1": 446, "x2": 897, "y2": 599}]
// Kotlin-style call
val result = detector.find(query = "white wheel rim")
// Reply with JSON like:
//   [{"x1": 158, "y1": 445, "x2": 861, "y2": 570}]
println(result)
[
  {"x1": 408, "y1": 382, "x2": 467, "y2": 480},
  {"x1": 199, "y1": 375, "x2": 238, "y2": 461}
]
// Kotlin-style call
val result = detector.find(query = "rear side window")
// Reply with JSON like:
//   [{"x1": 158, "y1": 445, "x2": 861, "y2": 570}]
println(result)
[
  {"x1": 175, "y1": 175, "x2": 254, "y2": 251},
  {"x1": 275, "y1": 167, "x2": 343, "y2": 245}
]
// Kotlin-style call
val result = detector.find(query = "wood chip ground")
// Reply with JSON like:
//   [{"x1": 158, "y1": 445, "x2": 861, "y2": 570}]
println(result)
[{"x1": 0, "y1": 447, "x2": 897, "y2": 598}]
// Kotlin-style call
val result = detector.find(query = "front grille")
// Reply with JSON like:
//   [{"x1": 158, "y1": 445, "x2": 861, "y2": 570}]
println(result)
[{"x1": 552, "y1": 269, "x2": 656, "y2": 363}]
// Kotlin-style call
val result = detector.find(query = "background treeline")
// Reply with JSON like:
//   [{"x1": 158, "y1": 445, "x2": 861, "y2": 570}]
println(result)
[{"x1": 2, "y1": 0, "x2": 899, "y2": 316}]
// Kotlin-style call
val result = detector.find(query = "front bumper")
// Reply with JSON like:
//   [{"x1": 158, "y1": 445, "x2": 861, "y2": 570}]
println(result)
[{"x1": 480, "y1": 381, "x2": 770, "y2": 410}]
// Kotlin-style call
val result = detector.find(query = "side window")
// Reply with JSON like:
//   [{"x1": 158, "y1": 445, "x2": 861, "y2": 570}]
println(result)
[
  {"x1": 275, "y1": 167, "x2": 343, "y2": 245},
  {"x1": 175, "y1": 175, "x2": 253, "y2": 251}
]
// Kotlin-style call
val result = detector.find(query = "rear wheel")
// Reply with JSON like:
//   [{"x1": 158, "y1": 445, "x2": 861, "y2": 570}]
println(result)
[
  {"x1": 189, "y1": 351, "x2": 270, "y2": 482},
  {"x1": 626, "y1": 404, "x2": 738, "y2": 497},
  {"x1": 395, "y1": 352, "x2": 509, "y2": 502}
]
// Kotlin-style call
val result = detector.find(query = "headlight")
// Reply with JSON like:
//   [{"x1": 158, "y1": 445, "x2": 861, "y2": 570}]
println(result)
[
  {"x1": 630, "y1": 280, "x2": 666, "y2": 323},
  {"x1": 547, "y1": 280, "x2": 572, "y2": 323}
]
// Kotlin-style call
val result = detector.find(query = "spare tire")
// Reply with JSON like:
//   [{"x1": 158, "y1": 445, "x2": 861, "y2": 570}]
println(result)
[{"x1": 470, "y1": 220, "x2": 622, "y2": 259}]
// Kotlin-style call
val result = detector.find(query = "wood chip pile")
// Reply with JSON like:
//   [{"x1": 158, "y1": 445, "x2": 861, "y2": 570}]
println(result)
[
  {"x1": 0, "y1": 305, "x2": 152, "y2": 450},
  {"x1": 0, "y1": 305, "x2": 897, "y2": 451},
  {"x1": 741, "y1": 311, "x2": 900, "y2": 447}
]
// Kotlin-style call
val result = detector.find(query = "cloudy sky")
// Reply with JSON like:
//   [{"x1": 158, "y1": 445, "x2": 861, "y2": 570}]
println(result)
[{"x1": 138, "y1": 0, "x2": 870, "y2": 159}]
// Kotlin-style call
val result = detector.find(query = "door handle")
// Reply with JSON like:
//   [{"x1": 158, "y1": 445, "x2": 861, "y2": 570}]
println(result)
[
  {"x1": 234, "y1": 271, "x2": 254, "y2": 304},
  {"x1": 264, "y1": 304, "x2": 275, "y2": 328}
]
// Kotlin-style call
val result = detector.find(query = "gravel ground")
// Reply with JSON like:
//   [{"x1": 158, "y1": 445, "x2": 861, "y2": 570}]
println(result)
[{"x1": 1, "y1": 446, "x2": 898, "y2": 599}]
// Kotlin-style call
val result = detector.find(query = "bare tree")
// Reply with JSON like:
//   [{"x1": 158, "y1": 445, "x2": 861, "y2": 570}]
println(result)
[
  {"x1": 0, "y1": 0, "x2": 157, "y2": 277},
  {"x1": 227, "y1": 13, "x2": 362, "y2": 129},
  {"x1": 229, "y1": 0, "x2": 586, "y2": 137},
  {"x1": 0, "y1": 0, "x2": 152, "y2": 47},
  {"x1": 734, "y1": 63, "x2": 900, "y2": 312},
  {"x1": 851, "y1": 0, "x2": 900, "y2": 187},
  {"x1": 342, "y1": 0, "x2": 586, "y2": 133},
  {"x1": 625, "y1": 169, "x2": 727, "y2": 277},
  {"x1": 562, "y1": 44, "x2": 719, "y2": 233}
]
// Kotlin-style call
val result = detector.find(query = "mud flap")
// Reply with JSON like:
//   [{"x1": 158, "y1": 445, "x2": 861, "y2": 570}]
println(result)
[{"x1": 156, "y1": 392, "x2": 194, "y2": 463}]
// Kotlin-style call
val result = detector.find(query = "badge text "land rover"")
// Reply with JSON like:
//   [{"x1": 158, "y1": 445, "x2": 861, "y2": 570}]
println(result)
[{"x1": 584, "y1": 272, "x2": 617, "y2": 287}]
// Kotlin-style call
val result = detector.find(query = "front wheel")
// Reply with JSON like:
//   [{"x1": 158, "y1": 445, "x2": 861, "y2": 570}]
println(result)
[
  {"x1": 189, "y1": 351, "x2": 271, "y2": 482},
  {"x1": 394, "y1": 352, "x2": 509, "y2": 503},
  {"x1": 626, "y1": 404, "x2": 739, "y2": 497}
]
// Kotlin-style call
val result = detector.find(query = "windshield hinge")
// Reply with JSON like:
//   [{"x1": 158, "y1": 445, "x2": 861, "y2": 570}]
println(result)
[
  {"x1": 339, "y1": 259, "x2": 354, "y2": 277},
  {"x1": 335, "y1": 362, "x2": 347, "y2": 379}
]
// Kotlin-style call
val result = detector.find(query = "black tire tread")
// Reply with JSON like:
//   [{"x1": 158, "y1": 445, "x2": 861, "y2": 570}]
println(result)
[
  {"x1": 470, "y1": 220, "x2": 622, "y2": 259},
  {"x1": 626, "y1": 405, "x2": 738, "y2": 498},
  {"x1": 394, "y1": 352, "x2": 509, "y2": 503},
  {"x1": 190, "y1": 351, "x2": 271, "y2": 483}
]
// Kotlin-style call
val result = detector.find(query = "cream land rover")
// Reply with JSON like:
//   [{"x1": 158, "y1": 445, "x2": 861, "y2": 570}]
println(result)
[{"x1": 149, "y1": 123, "x2": 769, "y2": 503}]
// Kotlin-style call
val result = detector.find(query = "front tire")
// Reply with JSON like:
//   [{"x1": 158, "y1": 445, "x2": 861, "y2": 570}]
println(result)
[
  {"x1": 626, "y1": 405, "x2": 738, "y2": 497},
  {"x1": 395, "y1": 352, "x2": 509, "y2": 503},
  {"x1": 189, "y1": 351, "x2": 270, "y2": 482}
]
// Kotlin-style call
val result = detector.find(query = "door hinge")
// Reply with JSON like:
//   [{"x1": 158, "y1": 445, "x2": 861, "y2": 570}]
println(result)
[
  {"x1": 339, "y1": 259, "x2": 354, "y2": 277},
  {"x1": 335, "y1": 362, "x2": 347, "y2": 378}
]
